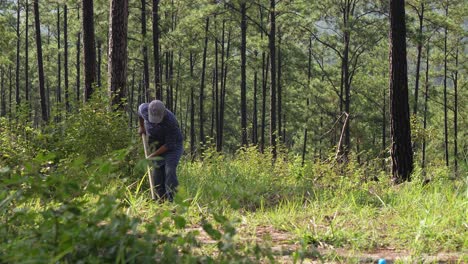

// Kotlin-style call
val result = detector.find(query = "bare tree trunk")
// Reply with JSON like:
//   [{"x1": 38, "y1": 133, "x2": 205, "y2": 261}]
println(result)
[
  {"x1": 76, "y1": 9, "x2": 81, "y2": 103},
  {"x1": 9, "y1": 66, "x2": 12, "y2": 119},
  {"x1": 219, "y1": 30, "x2": 231, "y2": 152},
  {"x1": 261, "y1": 54, "x2": 269, "y2": 153},
  {"x1": 382, "y1": 85, "x2": 387, "y2": 171},
  {"x1": 97, "y1": 40, "x2": 102, "y2": 87},
  {"x1": 56, "y1": 5, "x2": 61, "y2": 121},
  {"x1": 25, "y1": 0, "x2": 30, "y2": 117},
  {"x1": 389, "y1": 0, "x2": 413, "y2": 182},
  {"x1": 141, "y1": 0, "x2": 150, "y2": 101},
  {"x1": 153, "y1": 0, "x2": 161, "y2": 99},
  {"x1": 82, "y1": 0, "x2": 97, "y2": 101},
  {"x1": 252, "y1": 61, "x2": 258, "y2": 145},
  {"x1": 421, "y1": 45, "x2": 430, "y2": 171},
  {"x1": 413, "y1": 3, "x2": 424, "y2": 116},
  {"x1": 453, "y1": 44, "x2": 459, "y2": 174},
  {"x1": 278, "y1": 29, "x2": 282, "y2": 144},
  {"x1": 199, "y1": 17, "x2": 209, "y2": 146},
  {"x1": 64, "y1": 4, "x2": 70, "y2": 112},
  {"x1": 269, "y1": 0, "x2": 277, "y2": 158},
  {"x1": 108, "y1": 0, "x2": 129, "y2": 110},
  {"x1": 217, "y1": 20, "x2": 225, "y2": 151},
  {"x1": 240, "y1": 2, "x2": 248, "y2": 146},
  {"x1": 443, "y1": 4, "x2": 449, "y2": 167},
  {"x1": 16, "y1": 0, "x2": 21, "y2": 108},
  {"x1": 302, "y1": 37, "x2": 312, "y2": 166},
  {"x1": 0, "y1": 68, "x2": 5, "y2": 117},
  {"x1": 189, "y1": 52, "x2": 196, "y2": 157},
  {"x1": 34, "y1": 0, "x2": 48, "y2": 122}
]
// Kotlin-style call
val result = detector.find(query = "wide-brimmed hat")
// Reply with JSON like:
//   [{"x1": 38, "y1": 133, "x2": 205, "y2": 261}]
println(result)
[{"x1": 148, "y1": 100, "x2": 166, "y2": 124}]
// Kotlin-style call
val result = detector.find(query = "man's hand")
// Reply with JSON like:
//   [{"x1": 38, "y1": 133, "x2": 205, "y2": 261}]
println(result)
[{"x1": 138, "y1": 126, "x2": 146, "y2": 136}]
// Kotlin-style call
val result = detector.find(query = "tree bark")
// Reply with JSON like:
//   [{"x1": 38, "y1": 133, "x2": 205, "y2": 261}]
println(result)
[
  {"x1": 219, "y1": 30, "x2": 231, "y2": 152},
  {"x1": 64, "y1": 4, "x2": 70, "y2": 112},
  {"x1": 302, "y1": 37, "x2": 312, "y2": 166},
  {"x1": 108, "y1": 0, "x2": 129, "y2": 110},
  {"x1": 16, "y1": 0, "x2": 21, "y2": 108},
  {"x1": 278, "y1": 29, "x2": 282, "y2": 144},
  {"x1": 76, "y1": 9, "x2": 81, "y2": 103},
  {"x1": 443, "y1": 4, "x2": 449, "y2": 166},
  {"x1": 421, "y1": 45, "x2": 430, "y2": 170},
  {"x1": 140, "y1": 0, "x2": 149, "y2": 101},
  {"x1": 453, "y1": 44, "x2": 459, "y2": 174},
  {"x1": 389, "y1": 0, "x2": 413, "y2": 182},
  {"x1": 153, "y1": 0, "x2": 161, "y2": 99},
  {"x1": 57, "y1": 4, "x2": 62, "y2": 118},
  {"x1": 413, "y1": 3, "x2": 424, "y2": 116},
  {"x1": 97, "y1": 40, "x2": 102, "y2": 87},
  {"x1": 240, "y1": 2, "x2": 248, "y2": 146},
  {"x1": 34, "y1": 0, "x2": 48, "y2": 122},
  {"x1": 25, "y1": 0, "x2": 29, "y2": 113},
  {"x1": 82, "y1": 0, "x2": 97, "y2": 101},
  {"x1": 269, "y1": 0, "x2": 277, "y2": 158},
  {"x1": 189, "y1": 52, "x2": 196, "y2": 157},
  {"x1": 0, "y1": 68, "x2": 5, "y2": 117},
  {"x1": 199, "y1": 17, "x2": 209, "y2": 146}
]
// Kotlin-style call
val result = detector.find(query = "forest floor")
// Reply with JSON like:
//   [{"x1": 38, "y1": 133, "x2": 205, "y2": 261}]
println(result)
[{"x1": 189, "y1": 224, "x2": 466, "y2": 263}]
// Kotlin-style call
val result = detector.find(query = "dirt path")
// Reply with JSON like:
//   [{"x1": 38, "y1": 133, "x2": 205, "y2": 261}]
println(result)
[{"x1": 187, "y1": 225, "x2": 467, "y2": 263}]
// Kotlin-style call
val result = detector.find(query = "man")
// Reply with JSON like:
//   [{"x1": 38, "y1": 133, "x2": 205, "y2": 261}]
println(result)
[{"x1": 138, "y1": 100, "x2": 183, "y2": 202}]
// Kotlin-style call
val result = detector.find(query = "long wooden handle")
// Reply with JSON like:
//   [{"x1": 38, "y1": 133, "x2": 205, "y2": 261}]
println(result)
[{"x1": 141, "y1": 134, "x2": 156, "y2": 200}]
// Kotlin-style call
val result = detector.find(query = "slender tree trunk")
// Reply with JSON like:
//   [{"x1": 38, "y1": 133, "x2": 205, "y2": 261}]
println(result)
[
  {"x1": 57, "y1": 5, "x2": 62, "y2": 120},
  {"x1": 413, "y1": 3, "x2": 424, "y2": 116},
  {"x1": 443, "y1": 5, "x2": 449, "y2": 167},
  {"x1": 82, "y1": 0, "x2": 97, "y2": 101},
  {"x1": 190, "y1": 52, "x2": 196, "y2": 156},
  {"x1": 108, "y1": 0, "x2": 129, "y2": 110},
  {"x1": 252, "y1": 63, "x2": 258, "y2": 145},
  {"x1": 210, "y1": 68, "x2": 215, "y2": 139},
  {"x1": 64, "y1": 5, "x2": 70, "y2": 112},
  {"x1": 240, "y1": 2, "x2": 248, "y2": 146},
  {"x1": 16, "y1": 1, "x2": 21, "y2": 108},
  {"x1": 269, "y1": 0, "x2": 277, "y2": 158},
  {"x1": 34, "y1": 0, "x2": 48, "y2": 122},
  {"x1": 0, "y1": 68, "x2": 4, "y2": 117},
  {"x1": 9, "y1": 66, "x2": 12, "y2": 119},
  {"x1": 422, "y1": 45, "x2": 430, "y2": 170},
  {"x1": 97, "y1": 40, "x2": 102, "y2": 87},
  {"x1": 342, "y1": 8, "x2": 351, "y2": 160},
  {"x1": 217, "y1": 20, "x2": 225, "y2": 151},
  {"x1": 302, "y1": 37, "x2": 312, "y2": 166},
  {"x1": 129, "y1": 69, "x2": 135, "y2": 127},
  {"x1": 261, "y1": 54, "x2": 269, "y2": 153},
  {"x1": 219, "y1": 30, "x2": 231, "y2": 152},
  {"x1": 76, "y1": 9, "x2": 81, "y2": 103},
  {"x1": 389, "y1": 0, "x2": 413, "y2": 182},
  {"x1": 453, "y1": 44, "x2": 459, "y2": 174},
  {"x1": 382, "y1": 85, "x2": 387, "y2": 171},
  {"x1": 25, "y1": 0, "x2": 29, "y2": 116},
  {"x1": 141, "y1": 0, "x2": 150, "y2": 101},
  {"x1": 199, "y1": 17, "x2": 209, "y2": 146},
  {"x1": 278, "y1": 29, "x2": 282, "y2": 144},
  {"x1": 153, "y1": 0, "x2": 161, "y2": 99}
]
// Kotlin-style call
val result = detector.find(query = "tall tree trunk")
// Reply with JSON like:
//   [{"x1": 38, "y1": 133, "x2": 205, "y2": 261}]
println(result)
[
  {"x1": 278, "y1": 29, "x2": 282, "y2": 144},
  {"x1": 0, "y1": 68, "x2": 4, "y2": 117},
  {"x1": 189, "y1": 52, "x2": 196, "y2": 157},
  {"x1": 153, "y1": 0, "x2": 161, "y2": 99},
  {"x1": 443, "y1": 4, "x2": 449, "y2": 166},
  {"x1": 261, "y1": 54, "x2": 269, "y2": 153},
  {"x1": 421, "y1": 45, "x2": 430, "y2": 170},
  {"x1": 382, "y1": 84, "x2": 387, "y2": 171},
  {"x1": 217, "y1": 20, "x2": 225, "y2": 151},
  {"x1": 82, "y1": 0, "x2": 97, "y2": 101},
  {"x1": 141, "y1": 0, "x2": 150, "y2": 101},
  {"x1": 16, "y1": 0, "x2": 21, "y2": 108},
  {"x1": 341, "y1": 3, "x2": 351, "y2": 161},
  {"x1": 413, "y1": 3, "x2": 424, "y2": 116},
  {"x1": 210, "y1": 68, "x2": 215, "y2": 139},
  {"x1": 64, "y1": 4, "x2": 70, "y2": 112},
  {"x1": 219, "y1": 30, "x2": 231, "y2": 152},
  {"x1": 129, "y1": 69, "x2": 135, "y2": 127},
  {"x1": 302, "y1": 37, "x2": 312, "y2": 166},
  {"x1": 25, "y1": 0, "x2": 29, "y2": 113},
  {"x1": 34, "y1": 0, "x2": 48, "y2": 122},
  {"x1": 453, "y1": 44, "x2": 459, "y2": 174},
  {"x1": 389, "y1": 0, "x2": 413, "y2": 183},
  {"x1": 252, "y1": 62, "x2": 258, "y2": 145},
  {"x1": 57, "y1": 5, "x2": 62, "y2": 120},
  {"x1": 9, "y1": 66, "x2": 12, "y2": 119},
  {"x1": 269, "y1": 0, "x2": 277, "y2": 158},
  {"x1": 108, "y1": 0, "x2": 129, "y2": 110},
  {"x1": 97, "y1": 40, "x2": 102, "y2": 87},
  {"x1": 76, "y1": 9, "x2": 81, "y2": 103},
  {"x1": 199, "y1": 17, "x2": 209, "y2": 146},
  {"x1": 240, "y1": 2, "x2": 248, "y2": 146}
]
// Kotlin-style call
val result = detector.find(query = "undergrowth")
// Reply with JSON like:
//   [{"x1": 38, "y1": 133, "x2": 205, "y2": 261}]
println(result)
[{"x1": 0, "y1": 100, "x2": 466, "y2": 263}]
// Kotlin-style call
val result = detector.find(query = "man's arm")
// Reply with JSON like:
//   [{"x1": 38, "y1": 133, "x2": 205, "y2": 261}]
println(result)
[
  {"x1": 148, "y1": 145, "x2": 169, "y2": 158},
  {"x1": 138, "y1": 116, "x2": 146, "y2": 135}
]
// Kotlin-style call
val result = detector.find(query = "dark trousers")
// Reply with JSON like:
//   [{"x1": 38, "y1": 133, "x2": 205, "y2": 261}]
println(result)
[{"x1": 152, "y1": 163, "x2": 179, "y2": 202}]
